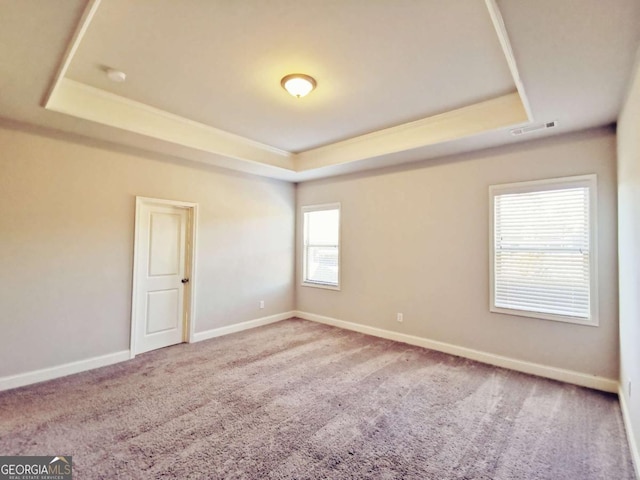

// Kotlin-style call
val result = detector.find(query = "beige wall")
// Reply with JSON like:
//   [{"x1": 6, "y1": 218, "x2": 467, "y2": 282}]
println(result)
[
  {"x1": 297, "y1": 128, "x2": 619, "y2": 379},
  {"x1": 0, "y1": 121, "x2": 622, "y2": 386},
  {"x1": 0, "y1": 126, "x2": 295, "y2": 377},
  {"x1": 618, "y1": 59, "x2": 640, "y2": 464}
]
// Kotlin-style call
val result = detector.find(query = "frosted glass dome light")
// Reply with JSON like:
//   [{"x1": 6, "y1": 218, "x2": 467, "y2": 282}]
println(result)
[{"x1": 281, "y1": 74, "x2": 317, "y2": 98}]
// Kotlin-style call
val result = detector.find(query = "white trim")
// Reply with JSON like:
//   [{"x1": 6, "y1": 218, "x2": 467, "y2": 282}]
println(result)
[
  {"x1": 488, "y1": 174, "x2": 598, "y2": 194},
  {"x1": 191, "y1": 311, "x2": 295, "y2": 343},
  {"x1": 135, "y1": 196, "x2": 199, "y2": 209},
  {"x1": 0, "y1": 350, "x2": 130, "y2": 392},
  {"x1": 619, "y1": 386, "x2": 640, "y2": 479},
  {"x1": 301, "y1": 281, "x2": 341, "y2": 291},
  {"x1": 45, "y1": 81, "x2": 528, "y2": 178},
  {"x1": 46, "y1": 81, "x2": 527, "y2": 177},
  {"x1": 295, "y1": 311, "x2": 618, "y2": 393},
  {"x1": 295, "y1": 93, "x2": 528, "y2": 171},
  {"x1": 60, "y1": 80, "x2": 290, "y2": 158},
  {"x1": 130, "y1": 197, "x2": 198, "y2": 358},
  {"x1": 46, "y1": 78, "x2": 294, "y2": 171},
  {"x1": 0, "y1": 311, "x2": 293, "y2": 392},
  {"x1": 43, "y1": 0, "x2": 102, "y2": 106},
  {"x1": 301, "y1": 203, "x2": 341, "y2": 213},
  {"x1": 301, "y1": 203, "x2": 341, "y2": 289},
  {"x1": 186, "y1": 203, "x2": 199, "y2": 345},
  {"x1": 130, "y1": 197, "x2": 141, "y2": 359},
  {"x1": 489, "y1": 174, "x2": 599, "y2": 327},
  {"x1": 484, "y1": 0, "x2": 534, "y2": 122},
  {"x1": 489, "y1": 306, "x2": 598, "y2": 327}
]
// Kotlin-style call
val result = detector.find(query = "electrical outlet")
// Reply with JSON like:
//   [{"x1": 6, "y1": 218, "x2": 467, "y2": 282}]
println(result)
[
  {"x1": 397, "y1": 313, "x2": 403, "y2": 323},
  {"x1": 259, "y1": 300, "x2": 265, "y2": 309}
]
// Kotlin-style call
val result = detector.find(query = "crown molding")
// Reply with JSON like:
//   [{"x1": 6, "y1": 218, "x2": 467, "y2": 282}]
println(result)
[
  {"x1": 294, "y1": 92, "x2": 528, "y2": 171},
  {"x1": 47, "y1": 79, "x2": 527, "y2": 174},
  {"x1": 46, "y1": 78, "x2": 295, "y2": 170},
  {"x1": 485, "y1": 0, "x2": 534, "y2": 123},
  {"x1": 43, "y1": 0, "x2": 102, "y2": 107}
]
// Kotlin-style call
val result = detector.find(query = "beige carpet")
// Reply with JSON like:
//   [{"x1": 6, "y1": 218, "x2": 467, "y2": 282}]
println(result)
[{"x1": 0, "y1": 318, "x2": 634, "y2": 479}]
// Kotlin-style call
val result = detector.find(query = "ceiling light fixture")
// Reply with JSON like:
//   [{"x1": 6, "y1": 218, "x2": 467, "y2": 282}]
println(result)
[
  {"x1": 106, "y1": 68, "x2": 127, "y2": 83},
  {"x1": 281, "y1": 74, "x2": 316, "y2": 98}
]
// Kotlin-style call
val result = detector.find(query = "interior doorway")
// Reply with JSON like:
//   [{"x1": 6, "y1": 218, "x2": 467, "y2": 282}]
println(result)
[{"x1": 130, "y1": 197, "x2": 198, "y2": 356}]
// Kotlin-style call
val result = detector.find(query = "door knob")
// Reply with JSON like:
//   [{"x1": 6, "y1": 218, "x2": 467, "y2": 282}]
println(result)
[{"x1": 181, "y1": 278, "x2": 190, "y2": 284}]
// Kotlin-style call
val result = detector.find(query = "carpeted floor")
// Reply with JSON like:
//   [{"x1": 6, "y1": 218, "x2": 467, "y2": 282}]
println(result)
[{"x1": 0, "y1": 318, "x2": 634, "y2": 479}]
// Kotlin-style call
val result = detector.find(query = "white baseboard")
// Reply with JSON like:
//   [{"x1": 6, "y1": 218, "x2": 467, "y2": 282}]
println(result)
[
  {"x1": 619, "y1": 386, "x2": 640, "y2": 479},
  {"x1": 192, "y1": 311, "x2": 295, "y2": 343},
  {"x1": 0, "y1": 311, "x2": 619, "y2": 394},
  {"x1": 295, "y1": 311, "x2": 618, "y2": 393},
  {"x1": 0, "y1": 350, "x2": 130, "y2": 392},
  {"x1": 0, "y1": 312, "x2": 295, "y2": 392}
]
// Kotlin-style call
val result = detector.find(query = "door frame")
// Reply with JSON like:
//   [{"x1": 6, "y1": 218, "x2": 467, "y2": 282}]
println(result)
[{"x1": 130, "y1": 196, "x2": 199, "y2": 358}]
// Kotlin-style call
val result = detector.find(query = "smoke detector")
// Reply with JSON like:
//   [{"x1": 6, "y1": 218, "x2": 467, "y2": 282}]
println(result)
[{"x1": 106, "y1": 68, "x2": 127, "y2": 83}]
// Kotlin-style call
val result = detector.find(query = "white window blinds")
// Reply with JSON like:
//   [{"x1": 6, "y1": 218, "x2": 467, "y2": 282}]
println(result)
[
  {"x1": 302, "y1": 205, "x2": 340, "y2": 288},
  {"x1": 490, "y1": 176, "x2": 597, "y2": 325}
]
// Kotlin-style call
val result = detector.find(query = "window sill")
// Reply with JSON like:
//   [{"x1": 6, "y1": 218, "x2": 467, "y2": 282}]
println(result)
[
  {"x1": 302, "y1": 281, "x2": 341, "y2": 291},
  {"x1": 490, "y1": 306, "x2": 598, "y2": 327}
]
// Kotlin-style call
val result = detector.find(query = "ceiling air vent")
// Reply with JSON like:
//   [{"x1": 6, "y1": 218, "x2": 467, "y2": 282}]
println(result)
[{"x1": 510, "y1": 121, "x2": 558, "y2": 136}]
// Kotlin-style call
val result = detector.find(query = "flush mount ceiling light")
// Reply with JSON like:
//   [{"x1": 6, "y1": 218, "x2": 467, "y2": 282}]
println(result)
[{"x1": 281, "y1": 74, "x2": 317, "y2": 98}]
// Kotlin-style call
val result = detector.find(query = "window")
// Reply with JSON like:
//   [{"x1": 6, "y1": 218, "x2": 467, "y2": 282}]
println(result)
[
  {"x1": 489, "y1": 175, "x2": 597, "y2": 326},
  {"x1": 302, "y1": 203, "x2": 340, "y2": 289}
]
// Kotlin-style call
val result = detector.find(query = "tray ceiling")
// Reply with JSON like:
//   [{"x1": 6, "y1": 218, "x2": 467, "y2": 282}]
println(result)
[
  {"x1": 1, "y1": 0, "x2": 639, "y2": 181},
  {"x1": 65, "y1": 0, "x2": 517, "y2": 153}
]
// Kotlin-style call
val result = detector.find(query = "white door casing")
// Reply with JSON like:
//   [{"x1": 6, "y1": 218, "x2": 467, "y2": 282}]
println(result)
[{"x1": 131, "y1": 197, "x2": 197, "y2": 356}]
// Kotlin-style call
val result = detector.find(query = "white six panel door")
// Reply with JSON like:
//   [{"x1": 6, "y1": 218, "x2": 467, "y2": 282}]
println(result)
[{"x1": 134, "y1": 203, "x2": 188, "y2": 354}]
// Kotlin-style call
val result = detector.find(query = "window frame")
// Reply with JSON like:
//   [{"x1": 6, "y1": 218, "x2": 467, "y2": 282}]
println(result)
[
  {"x1": 489, "y1": 174, "x2": 598, "y2": 326},
  {"x1": 301, "y1": 203, "x2": 341, "y2": 291}
]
